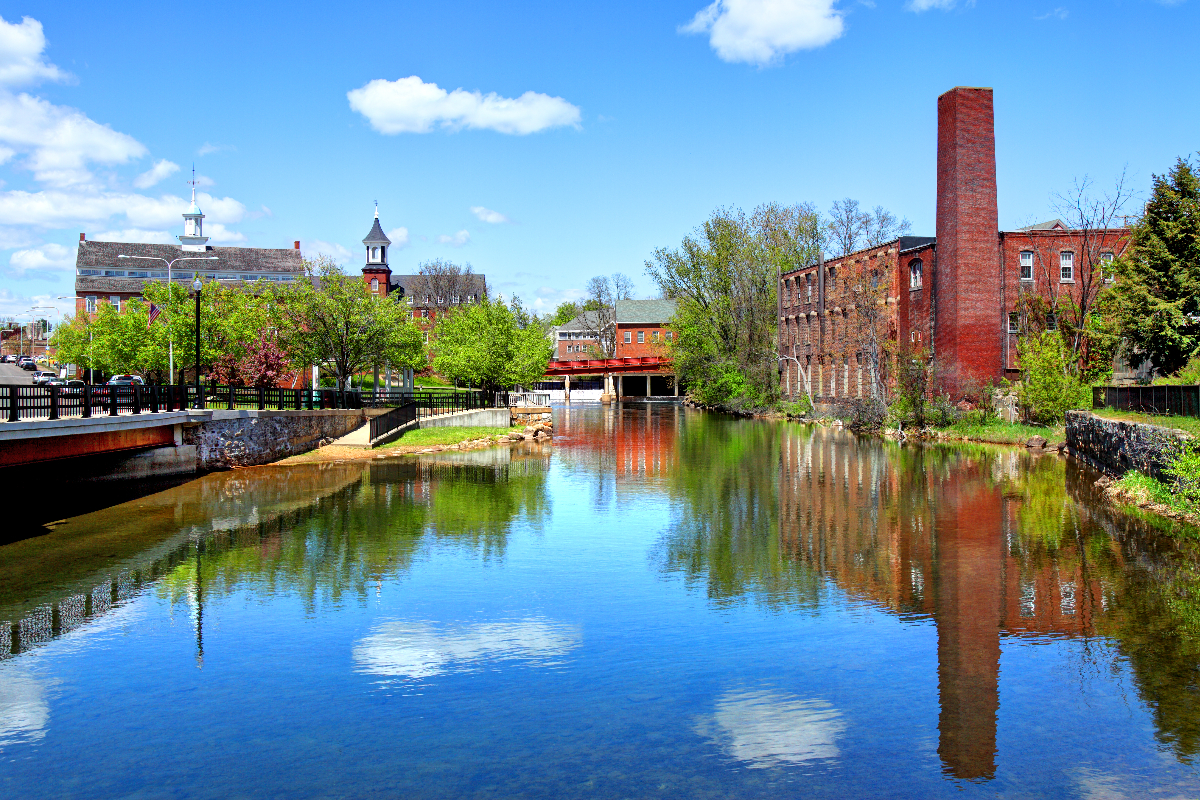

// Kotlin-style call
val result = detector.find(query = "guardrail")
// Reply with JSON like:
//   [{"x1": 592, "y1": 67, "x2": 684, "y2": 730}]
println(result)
[
  {"x1": 0, "y1": 383, "x2": 368, "y2": 423},
  {"x1": 369, "y1": 402, "x2": 417, "y2": 442},
  {"x1": 1093, "y1": 385, "x2": 1200, "y2": 418},
  {"x1": 509, "y1": 392, "x2": 551, "y2": 407}
]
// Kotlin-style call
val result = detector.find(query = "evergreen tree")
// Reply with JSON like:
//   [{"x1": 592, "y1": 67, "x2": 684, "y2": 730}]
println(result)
[{"x1": 1105, "y1": 157, "x2": 1200, "y2": 375}]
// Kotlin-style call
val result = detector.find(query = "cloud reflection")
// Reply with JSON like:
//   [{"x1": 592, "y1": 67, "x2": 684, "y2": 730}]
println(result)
[
  {"x1": 0, "y1": 663, "x2": 49, "y2": 748},
  {"x1": 697, "y1": 689, "x2": 845, "y2": 768},
  {"x1": 352, "y1": 618, "x2": 580, "y2": 679}
]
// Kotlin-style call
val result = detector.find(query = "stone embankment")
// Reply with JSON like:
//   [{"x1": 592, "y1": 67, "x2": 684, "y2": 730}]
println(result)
[
  {"x1": 184, "y1": 409, "x2": 376, "y2": 470},
  {"x1": 1065, "y1": 410, "x2": 1190, "y2": 482},
  {"x1": 278, "y1": 420, "x2": 555, "y2": 464}
]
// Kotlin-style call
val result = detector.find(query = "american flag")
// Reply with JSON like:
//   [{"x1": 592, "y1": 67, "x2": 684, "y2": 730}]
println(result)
[{"x1": 147, "y1": 303, "x2": 162, "y2": 327}]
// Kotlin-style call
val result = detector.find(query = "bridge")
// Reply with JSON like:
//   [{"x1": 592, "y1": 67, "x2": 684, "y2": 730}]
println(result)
[
  {"x1": 544, "y1": 356, "x2": 672, "y2": 376},
  {"x1": 542, "y1": 356, "x2": 678, "y2": 400}
]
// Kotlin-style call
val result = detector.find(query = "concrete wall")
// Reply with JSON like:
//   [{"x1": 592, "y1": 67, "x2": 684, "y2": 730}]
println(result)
[
  {"x1": 416, "y1": 408, "x2": 511, "y2": 429},
  {"x1": 184, "y1": 409, "x2": 370, "y2": 470},
  {"x1": 1066, "y1": 410, "x2": 1190, "y2": 481}
]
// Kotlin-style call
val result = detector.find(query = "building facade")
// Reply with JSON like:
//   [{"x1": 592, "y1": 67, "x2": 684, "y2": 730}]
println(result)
[
  {"x1": 779, "y1": 87, "x2": 1129, "y2": 402},
  {"x1": 74, "y1": 186, "x2": 305, "y2": 314}
]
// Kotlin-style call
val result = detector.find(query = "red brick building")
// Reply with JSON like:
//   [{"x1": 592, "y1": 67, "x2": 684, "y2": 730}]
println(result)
[{"x1": 779, "y1": 87, "x2": 1129, "y2": 401}]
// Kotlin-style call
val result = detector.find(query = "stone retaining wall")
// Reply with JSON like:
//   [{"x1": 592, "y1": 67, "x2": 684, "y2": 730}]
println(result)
[
  {"x1": 512, "y1": 407, "x2": 552, "y2": 426},
  {"x1": 184, "y1": 409, "x2": 370, "y2": 470},
  {"x1": 1065, "y1": 410, "x2": 1191, "y2": 481}
]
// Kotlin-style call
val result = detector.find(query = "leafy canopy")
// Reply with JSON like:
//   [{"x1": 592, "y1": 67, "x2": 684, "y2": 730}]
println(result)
[{"x1": 431, "y1": 296, "x2": 553, "y2": 391}]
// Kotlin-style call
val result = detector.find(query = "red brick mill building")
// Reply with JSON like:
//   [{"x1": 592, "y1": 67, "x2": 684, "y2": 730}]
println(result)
[{"x1": 779, "y1": 87, "x2": 1130, "y2": 402}]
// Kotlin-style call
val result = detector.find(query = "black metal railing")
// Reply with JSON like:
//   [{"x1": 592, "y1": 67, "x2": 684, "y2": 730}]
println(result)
[
  {"x1": 369, "y1": 402, "x2": 418, "y2": 442},
  {"x1": 1093, "y1": 385, "x2": 1200, "y2": 418},
  {"x1": 1, "y1": 382, "x2": 368, "y2": 423}
]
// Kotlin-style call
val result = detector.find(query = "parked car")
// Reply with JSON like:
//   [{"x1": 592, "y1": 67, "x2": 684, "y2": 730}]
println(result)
[
  {"x1": 61, "y1": 379, "x2": 86, "y2": 395},
  {"x1": 31, "y1": 371, "x2": 54, "y2": 384},
  {"x1": 20, "y1": 360, "x2": 36, "y2": 371},
  {"x1": 43, "y1": 377, "x2": 66, "y2": 387},
  {"x1": 105, "y1": 374, "x2": 145, "y2": 386}
]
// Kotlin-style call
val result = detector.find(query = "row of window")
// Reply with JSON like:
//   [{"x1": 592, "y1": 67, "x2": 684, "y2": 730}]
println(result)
[
  {"x1": 622, "y1": 329, "x2": 673, "y2": 344},
  {"x1": 78, "y1": 269, "x2": 299, "y2": 282},
  {"x1": 907, "y1": 251, "x2": 1117, "y2": 289},
  {"x1": 84, "y1": 296, "x2": 122, "y2": 312}
]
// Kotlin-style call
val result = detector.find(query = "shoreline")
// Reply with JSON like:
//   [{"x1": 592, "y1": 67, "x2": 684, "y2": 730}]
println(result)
[{"x1": 271, "y1": 421, "x2": 555, "y2": 465}]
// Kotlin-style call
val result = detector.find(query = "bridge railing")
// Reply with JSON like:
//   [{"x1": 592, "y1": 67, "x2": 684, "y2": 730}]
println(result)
[
  {"x1": 0, "y1": 383, "x2": 370, "y2": 423},
  {"x1": 509, "y1": 392, "x2": 551, "y2": 407}
]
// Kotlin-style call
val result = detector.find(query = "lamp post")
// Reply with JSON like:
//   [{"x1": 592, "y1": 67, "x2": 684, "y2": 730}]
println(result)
[
  {"x1": 118, "y1": 254, "x2": 217, "y2": 383},
  {"x1": 193, "y1": 277, "x2": 203, "y2": 408},
  {"x1": 16, "y1": 306, "x2": 54, "y2": 361}
]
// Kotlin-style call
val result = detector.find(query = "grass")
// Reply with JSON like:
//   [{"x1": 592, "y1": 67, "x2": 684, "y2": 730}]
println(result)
[
  {"x1": 1109, "y1": 471, "x2": 1200, "y2": 533},
  {"x1": 940, "y1": 418, "x2": 1065, "y2": 445},
  {"x1": 1091, "y1": 408, "x2": 1200, "y2": 438},
  {"x1": 379, "y1": 425, "x2": 523, "y2": 449}
]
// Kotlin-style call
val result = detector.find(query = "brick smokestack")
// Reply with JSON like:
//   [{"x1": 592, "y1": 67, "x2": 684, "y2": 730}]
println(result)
[
  {"x1": 294, "y1": 240, "x2": 300, "y2": 250},
  {"x1": 935, "y1": 87, "x2": 1002, "y2": 396}
]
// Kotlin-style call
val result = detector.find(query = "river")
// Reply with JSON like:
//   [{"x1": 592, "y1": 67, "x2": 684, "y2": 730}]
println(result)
[{"x1": 2, "y1": 403, "x2": 1199, "y2": 798}]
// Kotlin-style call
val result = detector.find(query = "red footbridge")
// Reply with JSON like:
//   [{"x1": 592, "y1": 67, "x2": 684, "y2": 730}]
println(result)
[{"x1": 544, "y1": 356, "x2": 672, "y2": 376}]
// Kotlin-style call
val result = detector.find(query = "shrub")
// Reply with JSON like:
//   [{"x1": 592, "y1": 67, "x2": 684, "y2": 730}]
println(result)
[
  {"x1": 837, "y1": 397, "x2": 887, "y2": 432},
  {"x1": 1156, "y1": 355, "x2": 1200, "y2": 386},
  {"x1": 1016, "y1": 331, "x2": 1090, "y2": 424},
  {"x1": 927, "y1": 394, "x2": 960, "y2": 428},
  {"x1": 1165, "y1": 439, "x2": 1200, "y2": 516}
]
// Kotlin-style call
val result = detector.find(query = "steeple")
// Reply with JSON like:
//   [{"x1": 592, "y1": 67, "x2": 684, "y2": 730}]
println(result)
[
  {"x1": 362, "y1": 204, "x2": 392, "y2": 296},
  {"x1": 179, "y1": 166, "x2": 209, "y2": 252}
]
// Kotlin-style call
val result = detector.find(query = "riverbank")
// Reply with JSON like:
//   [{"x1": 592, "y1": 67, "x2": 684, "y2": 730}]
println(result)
[{"x1": 274, "y1": 421, "x2": 554, "y2": 464}]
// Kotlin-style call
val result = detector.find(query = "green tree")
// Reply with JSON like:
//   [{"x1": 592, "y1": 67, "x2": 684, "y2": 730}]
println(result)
[
  {"x1": 48, "y1": 313, "x2": 95, "y2": 379},
  {"x1": 279, "y1": 257, "x2": 426, "y2": 389},
  {"x1": 549, "y1": 301, "x2": 581, "y2": 326},
  {"x1": 90, "y1": 298, "x2": 171, "y2": 379},
  {"x1": 1105, "y1": 157, "x2": 1200, "y2": 375},
  {"x1": 1016, "y1": 330, "x2": 1090, "y2": 424},
  {"x1": 431, "y1": 296, "x2": 553, "y2": 392}
]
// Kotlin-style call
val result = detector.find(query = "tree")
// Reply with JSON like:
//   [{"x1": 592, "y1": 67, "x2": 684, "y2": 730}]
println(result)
[
  {"x1": 1104, "y1": 157, "x2": 1200, "y2": 375},
  {"x1": 580, "y1": 273, "x2": 633, "y2": 360},
  {"x1": 1016, "y1": 330, "x2": 1090, "y2": 424},
  {"x1": 431, "y1": 296, "x2": 554, "y2": 392},
  {"x1": 48, "y1": 313, "x2": 96, "y2": 380},
  {"x1": 826, "y1": 198, "x2": 911, "y2": 257},
  {"x1": 409, "y1": 258, "x2": 484, "y2": 319},
  {"x1": 549, "y1": 301, "x2": 582, "y2": 327},
  {"x1": 280, "y1": 256, "x2": 426, "y2": 389}
]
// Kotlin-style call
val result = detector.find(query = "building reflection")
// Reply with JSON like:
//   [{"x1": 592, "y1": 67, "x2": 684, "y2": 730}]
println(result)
[{"x1": 777, "y1": 429, "x2": 1120, "y2": 780}]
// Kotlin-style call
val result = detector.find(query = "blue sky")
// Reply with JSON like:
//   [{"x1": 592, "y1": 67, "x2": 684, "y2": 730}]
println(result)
[{"x1": 0, "y1": 0, "x2": 1195, "y2": 320}]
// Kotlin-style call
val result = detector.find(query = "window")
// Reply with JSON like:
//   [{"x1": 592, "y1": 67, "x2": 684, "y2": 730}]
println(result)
[
  {"x1": 109, "y1": 296, "x2": 121, "y2": 312},
  {"x1": 806, "y1": 274, "x2": 813, "y2": 302},
  {"x1": 828, "y1": 266, "x2": 837, "y2": 284},
  {"x1": 637, "y1": 331, "x2": 645, "y2": 344},
  {"x1": 623, "y1": 331, "x2": 631, "y2": 344},
  {"x1": 370, "y1": 277, "x2": 379, "y2": 293},
  {"x1": 909, "y1": 259, "x2": 923, "y2": 290},
  {"x1": 406, "y1": 296, "x2": 413, "y2": 305},
  {"x1": 559, "y1": 332, "x2": 568, "y2": 339},
  {"x1": 1060, "y1": 251, "x2": 1074, "y2": 282},
  {"x1": 1008, "y1": 312, "x2": 1019, "y2": 334},
  {"x1": 468, "y1": 294, "x2": 477, "y2": 303},
  {"x1": 1046, "y1": 312, "x2": 1057, "y2": 331},
  {"x1": 666, "y1": 331, "x2": 673, "y2": 341},
  {"x1": 1101, "y1": 252, "x2": 1115, "y2": 283},
  {"x1": 371, "y1": 246, "x2": 379, "y2": 261},
  {"x1": 451, "y1": 294, "x2": 460, "y2": 304},
  {"x1": 652, "y1": 330, "x2": 660, "y2": 342},
  {"x1": 103, "y1": 270, "x2": 124, "y2": 277},
  {"x1": 1020, "y1": 251, "x2": 1034, "y2": 281},
  {"x1": 85, "y1": 296, "x2": 96, "y2": 313},
  {"x1": 380, "y1": 246, "x2": 386, "y2": 261}
]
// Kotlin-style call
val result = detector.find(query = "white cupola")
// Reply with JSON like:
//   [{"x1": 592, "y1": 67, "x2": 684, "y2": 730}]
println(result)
[
  {"x1": 178, "y1": 176, "x2": 209, "y2": 252},
  {"x1": 362, "y1": 203, "x2": 391, "y2": 265}
]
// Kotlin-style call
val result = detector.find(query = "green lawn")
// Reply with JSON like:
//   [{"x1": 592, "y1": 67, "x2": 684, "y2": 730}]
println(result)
[
  {"x1": 1091, "y1": 409, "x2": 1200, "y2": 437},
  {"x1": 380, "y1": 425, "x2": 524, "y2": 449},
  {"x1": 940, "y1": 418, "x2": 1065, "y2": 445}
]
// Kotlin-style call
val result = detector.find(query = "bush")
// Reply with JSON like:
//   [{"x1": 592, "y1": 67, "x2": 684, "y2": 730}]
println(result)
[
  {"x1": 1016, "y1": 331, "x2": 1090, "y2": 424},
  {"x1": 927, "y1": 394, "x2": 961, "y2": 428},
  {"x1": 1156, "y1": 355, "x2": 1200, "y2": 386},
  {"x1": 837, "y1": 397, "x2": 887, "y2": 432},
  {"x1": 1165, "y1": 439, "x2": 1200, "y2": 516}
]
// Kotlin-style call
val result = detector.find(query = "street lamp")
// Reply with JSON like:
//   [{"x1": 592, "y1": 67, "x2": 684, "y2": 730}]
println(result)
[
  {"x1": 16, "y1": 306, "x2": 54, "y2": 360},
  {"x1": 118, "y1": 254, "x2": 218, "y2": 384},
  {"x1": 193, "y1": 277, "x2": 203, "y2": 408}
]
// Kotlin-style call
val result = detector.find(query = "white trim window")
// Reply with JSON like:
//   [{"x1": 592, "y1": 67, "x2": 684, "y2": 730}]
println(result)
[
  {"x1": 637, "y1": 331, "x2": 645, "y2": 344},
  {"x1": 623, "y1": 331, "x2": 631, "y2": 344},
  {"x1": 1101, "y1": 252, "x2": 1115, "y2": 283},
  {"x1": 805, "y1": 274, "x2": 813, "y2": 302},
  {"x1": 1020, "y1": 251, "x2": 1034, "y2": 281},
  {"x1": 1008, "y1": 312, "x2": 1019, "y2": 334},
  {"x1": 109, "y1": 295, "x2": 121, "y2": 312},
  {"x1": 1060, "y1": 251, "x2": 1075, "y2": 283},
  {"x1": 85, "y1": 296, "x2": 97, "y2": 313}
]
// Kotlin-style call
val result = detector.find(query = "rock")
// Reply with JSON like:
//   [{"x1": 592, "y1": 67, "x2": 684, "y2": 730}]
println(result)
[
  {"x1": 1055, "y1": 441, "x2": 1067, "y2": 453},
  {"x1": 524, "y1": 426, "x2": 535, "y2": 433},
  {"x1": 1095, "y1": 475, "x2": 1114, "y2": 489},
  {"x1": 510, "y1": 433, "x2": 525, "y2": 441},
  {"x1": 1026, "y1": 436, "x2": 1048, "y2": 449}
]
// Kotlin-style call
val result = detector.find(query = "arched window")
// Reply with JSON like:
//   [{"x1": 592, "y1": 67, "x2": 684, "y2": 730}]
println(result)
[
  {"x1": 370, "y1": 277, "x2": 379, "y2": 292},
  {"x1": 371, "y1": 246, "x2": 379, "y2": 261},
  {"x1": 909, "y1": 258, "x2": 923, "y2": 289}
]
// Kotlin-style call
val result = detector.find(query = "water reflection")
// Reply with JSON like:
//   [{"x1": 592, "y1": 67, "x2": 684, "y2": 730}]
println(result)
[
  {"x1": 659, "y1": 416, "x2": 1200, "y2": 778},
  {"x1": 696, "y1": 689, "x2": 845, "y2": 769},
  {"x1": 353, "y1": 617, "x2": 581, "y2": 679},
  {"x1": 0, "y1": 662, "x2": 48, "y2": 747}
]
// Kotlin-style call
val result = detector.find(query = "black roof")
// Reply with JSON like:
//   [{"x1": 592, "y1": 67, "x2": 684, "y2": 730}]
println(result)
[
  {"x1": 362, "y1": 217, "x2": 391, "y2": 245},
  {"x1": 897, "y1": 236, "x2": 936, "y2": 253},
  {"x1": 77, "y1": 240, "x2": 304, "y2": 273},
  {"x1": 388, "y1": 273, "x2": 488, "y2": 305}
]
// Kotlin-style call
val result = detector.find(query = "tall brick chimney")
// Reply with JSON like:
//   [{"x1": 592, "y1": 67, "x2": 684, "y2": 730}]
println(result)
[{"x1": 935, "y1": 87, "x2": 1002, "y2": 396}]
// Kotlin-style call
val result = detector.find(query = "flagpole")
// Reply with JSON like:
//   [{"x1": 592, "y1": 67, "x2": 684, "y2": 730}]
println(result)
[{"x1": 119, "y1": 254, "x2": 217, "y2": 383}]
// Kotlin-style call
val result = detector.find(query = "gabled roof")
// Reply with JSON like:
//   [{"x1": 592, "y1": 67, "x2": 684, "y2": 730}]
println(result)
[
  {"x1": 362, "y1": 217, "x2": 391, "y2": 245},
  {"x1": 616, "y1": 298, "x2": 676, "y2": 324},
  {"x1": 76, "y1": 240, "x2": 304, "y2": 272},
  {"x1": 1017, "y1": 219, "x2": 1068, "y2": 231},
  {"x1": 387, "y1": 273, "x2": 488, "y2": 306}
]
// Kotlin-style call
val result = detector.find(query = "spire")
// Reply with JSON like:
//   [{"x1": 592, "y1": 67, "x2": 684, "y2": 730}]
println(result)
[
  {"x1": 374, "y1": 200, "x2": 379, "y2": 220},
  {"x1": 179, "y1": 165, "x2": 209, "y2": 251}
]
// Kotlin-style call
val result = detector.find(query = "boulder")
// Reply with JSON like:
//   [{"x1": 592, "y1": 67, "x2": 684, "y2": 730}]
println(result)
[{"x1": 1026, "y1": 435, "x2": 1048, "y2": 449}]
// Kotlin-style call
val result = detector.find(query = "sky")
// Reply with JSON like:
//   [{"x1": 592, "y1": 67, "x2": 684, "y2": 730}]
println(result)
[{"x1": 0, "y1": 0, "x2": 1196, "y2": 323}]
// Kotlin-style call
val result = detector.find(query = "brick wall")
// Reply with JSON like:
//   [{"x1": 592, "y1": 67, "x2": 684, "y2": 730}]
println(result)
[
  {"x1": 935, "y1": 87, "x2": 1002, "y2": 395},
  {"x1": 615, "y1": 323, "x2": 671, "y2": 358}
]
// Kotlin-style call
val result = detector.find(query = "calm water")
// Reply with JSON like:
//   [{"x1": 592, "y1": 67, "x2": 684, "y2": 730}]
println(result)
[{"x1": 3, "y1": 404, "x2": 1200, "y2": 798}]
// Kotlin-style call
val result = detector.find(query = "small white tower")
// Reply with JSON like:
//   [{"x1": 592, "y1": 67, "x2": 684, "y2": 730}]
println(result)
[{"x1": 178, "y1": 168, "x2": 209, "y2": 252}]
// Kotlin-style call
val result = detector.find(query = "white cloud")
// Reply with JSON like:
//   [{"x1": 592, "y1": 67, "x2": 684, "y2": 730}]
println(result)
[
  {"x1": 387, "y1": 226, "x2": 409, "y2": 248},
  {"x1": 353, "y1": 618, "x2": 581, "y2": 680},
  {"x1": 906, "y1": 0, "x2": 956, "y2": 10},
  {"x1": 0, "y1": 189, "x2": 245, "y2": 231},
  {"x1": 199, "y1": 222, "x2": 245, "y2": 243},
  {"x1": 92, "y1": 228, "x2": 175, "y2": 244},
  {"x1": 437, "y1": 229, "x2": 470, "y2": 247},
  {"x1": 0, "y1": 16, "x2": 68, "y2": 88},
  {"x1": 6, "y1": 242, "x2": 73, "y2": 278},
  {"x1": 470, "y1": 206, "x2": 509, "y2": 224},
  {"x1": 348, "y1": 76, "x2": 581, "y2": 135},
  {"x1": 132, "y1": 159, "x2": 179, "y2": 189},
  {"x1": 302, "y1": 239, "x2": 352, "y2": 263},
  {"x1": 0, "y1": 90, "x2": 147, "y2": 187},
  {"x1": 0, "y1": 661, "x2": 49, "y2": 747},
  {"x1": 1035, "y1": 7, "x2": 1069, "y2": 19},
  {"x1": 197, "y1": 142, "x2": 233, "y2": 156},
  {"x1": 681, "y1": 0, "x2": 844, "y2": 65}
]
